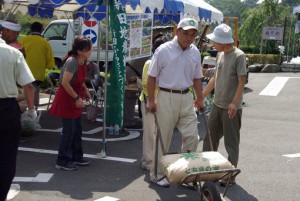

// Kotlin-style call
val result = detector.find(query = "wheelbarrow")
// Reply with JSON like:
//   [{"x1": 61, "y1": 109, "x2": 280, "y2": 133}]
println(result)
[{"x1": 153, "y1": 110, "x2": 241, "y2": 201}]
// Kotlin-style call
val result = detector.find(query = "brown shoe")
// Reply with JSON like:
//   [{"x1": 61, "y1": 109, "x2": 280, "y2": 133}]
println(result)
[{"x1": 220, "y1": 177, "x2": 236, "y2": 187}]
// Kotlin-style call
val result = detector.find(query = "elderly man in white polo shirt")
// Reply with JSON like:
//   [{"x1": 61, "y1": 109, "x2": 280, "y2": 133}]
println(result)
[
  {"x1": 0, "y1": 36, "x2": 36, "y2": 200},
  {"x1": 147, "y1": 18, "x2": 205, "y2": 187}
]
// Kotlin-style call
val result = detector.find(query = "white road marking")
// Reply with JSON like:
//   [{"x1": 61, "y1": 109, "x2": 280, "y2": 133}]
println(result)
[
  {"x1": 35, "y1": 128, "x2": 62, "y2": 132},
  {"x1": 94, "y1": 196, "x2": 120, "y2": 201},
  {"x1": 18, "y1": 147, "x2": 136, "y2": 163},
  {"x1": 282, "y1": 153, "x2": 300, "y2": 158},
  {"x1": 35, "y1": 127, "x2": 140, "y2": 142},
  {"x1": 39, "y1": 98, "x2": 50, "y2": 105},
  {"x1": 83, "y1": 130, "x2": 140, "y2": 142},
  {"x1": 259, "y1": 77, "x2": 290, "y2": 96},
  {"x1": 13, "y1": 173, "x2": 53, "y2": 182}
]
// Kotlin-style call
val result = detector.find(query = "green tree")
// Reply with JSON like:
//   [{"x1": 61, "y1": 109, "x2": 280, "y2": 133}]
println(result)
[
  {"x1": 239, "y1": 0, "x2": 291, "y2": 54},
  {"x1": 0, "y1": 11, "x2": 17, "y2": 22},
  {"x1": 205, "y1": 0, "x2": 298, "y2": 55},
  {"x1": 244, "y1": 0, "x2": 259, "y2": 8},
  {"x1": 206, "y1": 0, "x2": 259, "y2": 19}
]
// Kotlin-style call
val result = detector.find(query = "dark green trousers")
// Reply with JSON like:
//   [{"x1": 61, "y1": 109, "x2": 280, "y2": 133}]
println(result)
[{"x1": 203, "y1": 103, "x2": 242, "y2": 167}]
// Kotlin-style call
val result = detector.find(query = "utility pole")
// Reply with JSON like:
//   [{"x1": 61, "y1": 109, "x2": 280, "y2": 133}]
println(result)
[
  {"x1": 224, "y1": 17, "x2": 239, "y2": 47},
  {"x1": 282, "y1": 17, "x2": 287, "y2": 46}
]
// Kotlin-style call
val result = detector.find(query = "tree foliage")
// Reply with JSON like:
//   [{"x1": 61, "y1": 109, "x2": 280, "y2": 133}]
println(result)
[
  {"x1": 207, "y1": 0, "x2": 298, "y2": 55},
  {"x1": 240, "y1": 0, "x2": 296, "y2": 54},
  {"x1": 206, "y1": 0, "x2": 253, "y2": 19},
  {"x1": 1, "y1": 10, "x2": 56, "y2": 35}
]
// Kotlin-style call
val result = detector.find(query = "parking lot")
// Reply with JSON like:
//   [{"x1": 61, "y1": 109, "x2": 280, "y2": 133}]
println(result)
[{"x1": 8, "y1": 72, "x2": 300, "y2": 201}]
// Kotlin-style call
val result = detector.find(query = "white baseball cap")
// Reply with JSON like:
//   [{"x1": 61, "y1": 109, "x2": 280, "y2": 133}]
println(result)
[
  {"x1": 177, "y1": 18, "x2": 198, "y2": 31},
  {"x1": 206, "y1": 23, "x2": 234, "y2": 44}
]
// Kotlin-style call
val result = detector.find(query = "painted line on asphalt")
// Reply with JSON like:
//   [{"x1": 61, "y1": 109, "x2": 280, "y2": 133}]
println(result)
[
  {"x1": 81, "y1": 112, "x2": 104, "y2": 122},
  {"x1": 18, "y1": 147, "x2": 136, "y2": 163},
  {"x1": 259, "y1": 76, "x2": 290, "y2": 96},
  {"x1": 13, "y1": 173, "x2": 53, "y2": 182},
  {"x1": 35, "y1": 127, "x2": 140, "y2": 142},
  {"x1": 35, "y1": 128, "x2": 62, "y2": 132},
  {"x1": 94, "y1": 196, "x2": 120, "y2": 201},
  {"x1": 36, "y1": 127, "x2": 142, "y2": 135},
  {"x1": 282, "y1": 153, "x2": 300, "y2": 158},
  {"x1": 83, "y1": 130, "x2": 140, "y2": 142}
]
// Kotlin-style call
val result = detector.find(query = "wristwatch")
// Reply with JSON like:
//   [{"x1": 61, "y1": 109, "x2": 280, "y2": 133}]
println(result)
[{"x1": 75, "y1": 95, "x2": 80, "y2": 100}]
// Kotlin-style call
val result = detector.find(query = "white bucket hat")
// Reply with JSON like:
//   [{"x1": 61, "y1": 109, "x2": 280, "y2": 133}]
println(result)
[
  {"x1": 177, "y1": 18, "x2": 198, "y2": 31},
  {"x1": 206, "y1": 23, "x2": 234, "y2": 44},
  {"x1": 1, "y1": 21, "x2": 21, "y2": 32}
]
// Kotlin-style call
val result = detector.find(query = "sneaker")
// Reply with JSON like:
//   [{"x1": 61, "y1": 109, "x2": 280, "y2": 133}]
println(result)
[
  {"x1": 55, "y1": 161, "x2": 78, "y2": 171},
  {"x1": 150, "y1": 174, "x2": 170, "y2": 187},
  {"x1": 220, "y1": 177, "x2": 236, "y2": 187},
  {"x1": 73, "y1": 158, "x2": 90, "y2": 166},
  {"x1": 6, "y1": 184, "x2": 20, "y2": 200}
]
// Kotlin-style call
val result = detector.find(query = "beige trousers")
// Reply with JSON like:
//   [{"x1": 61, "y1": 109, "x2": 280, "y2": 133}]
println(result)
[
  {"x1": 151, "y1": 90, "x2": 199, "y2": 177},
  {"x1": 141, "y1": 101, "x2": 155, "y2": 170}
]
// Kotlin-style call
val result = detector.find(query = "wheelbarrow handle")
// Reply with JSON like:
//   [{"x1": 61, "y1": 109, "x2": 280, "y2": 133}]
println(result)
[
  {"x1": 152, "y1": 111, "x2": 167, "y2": 180},
  {"x1": 152, "y1": 111, "x2": 167, "y2": 155},
  {"x1": 199, "y1": 109, "x2": 214, "y2": 151},
  {"x1": 200, "y1": 108, "x2": 214, "y2": 151}
]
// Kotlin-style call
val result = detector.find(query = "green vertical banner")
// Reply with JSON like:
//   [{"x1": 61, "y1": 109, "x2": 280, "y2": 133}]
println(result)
[{"x1": 105, "y1": 0, "x2": 128, "y2": 128}]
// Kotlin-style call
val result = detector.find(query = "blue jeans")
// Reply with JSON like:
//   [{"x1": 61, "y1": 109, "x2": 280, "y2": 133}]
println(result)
[{"x1": 57, "y1": 116, "x2": 83, "y2": 164}]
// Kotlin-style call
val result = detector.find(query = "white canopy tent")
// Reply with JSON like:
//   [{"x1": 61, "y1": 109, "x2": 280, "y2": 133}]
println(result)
[{"x1": 2, "y1": 0, "x2": 223, "y2": 24}]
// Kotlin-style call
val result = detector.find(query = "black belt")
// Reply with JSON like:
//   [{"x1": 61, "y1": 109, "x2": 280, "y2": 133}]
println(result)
[
  {"x1": 159, "y1": 87, "x2": 190, "y2": 94},
  {"x1": 0, "y1": 98, "x2": 16, "y2": 101}
]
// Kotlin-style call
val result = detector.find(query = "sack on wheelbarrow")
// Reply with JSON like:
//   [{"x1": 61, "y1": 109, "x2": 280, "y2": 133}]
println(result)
[{"x1": 161, "y1": 151, "x2": 234, "y2": 184}]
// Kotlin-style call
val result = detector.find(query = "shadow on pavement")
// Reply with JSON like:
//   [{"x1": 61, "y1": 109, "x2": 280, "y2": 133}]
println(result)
[
  {"x1": 16, "y1": 109, "x2": 146, "y2": 200},
  {"x1": 221, "y1": 184, "x2": 259, "y2": 201}
]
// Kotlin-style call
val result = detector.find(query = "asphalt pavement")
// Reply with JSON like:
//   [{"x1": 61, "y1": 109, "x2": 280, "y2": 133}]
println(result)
[{"x1": 7, "y1": 72, "x2": 300, "y2": 201}]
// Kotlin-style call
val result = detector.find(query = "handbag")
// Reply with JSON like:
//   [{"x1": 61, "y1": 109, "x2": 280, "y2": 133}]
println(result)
[{"x1": 86, "y1": 101, "x2": 101, "y2": 122}]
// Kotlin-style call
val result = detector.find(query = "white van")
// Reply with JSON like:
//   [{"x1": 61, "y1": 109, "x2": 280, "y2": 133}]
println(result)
[{"x1": 42, "y1": 19, "x2": 113, "y2": 67}]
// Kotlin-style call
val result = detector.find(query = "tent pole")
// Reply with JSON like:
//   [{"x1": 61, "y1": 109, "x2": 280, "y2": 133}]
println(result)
[
  {"x1": 96, "y1": 21, "x2": 101, "y2": 64},
  {"x1": 4, "y1": 3, "x2": 20, "y2": 20},
  {"x1": 98, "y1": 0, "x2": 109, "y2": 158}
]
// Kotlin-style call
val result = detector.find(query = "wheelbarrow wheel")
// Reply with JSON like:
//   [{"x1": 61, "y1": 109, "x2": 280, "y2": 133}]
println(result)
[{"x1": 202, "y1": 181, "x2": 222, "y2": 201}]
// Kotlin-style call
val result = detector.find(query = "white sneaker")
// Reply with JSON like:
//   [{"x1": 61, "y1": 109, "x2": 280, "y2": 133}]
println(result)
[
  {"x1": 6, "y1": 184, "x2": 20, "y2": 200},
  {"x1": 150, "y1": 174, "x2": 170, "y2": 187}
]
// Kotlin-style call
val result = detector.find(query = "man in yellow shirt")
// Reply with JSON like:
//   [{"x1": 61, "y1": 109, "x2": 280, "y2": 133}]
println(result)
[
  {"x1": 140, "y1": 35, "x2": 168, "y2": 171},
  {"x1": 20, "y1": 21, "x2": 55, "y2": 108}
]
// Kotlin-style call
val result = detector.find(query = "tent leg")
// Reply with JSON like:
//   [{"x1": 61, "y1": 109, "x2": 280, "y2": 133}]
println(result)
[{"x1": 98, "y1": 0, "x2": 109, "y2": 158}]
